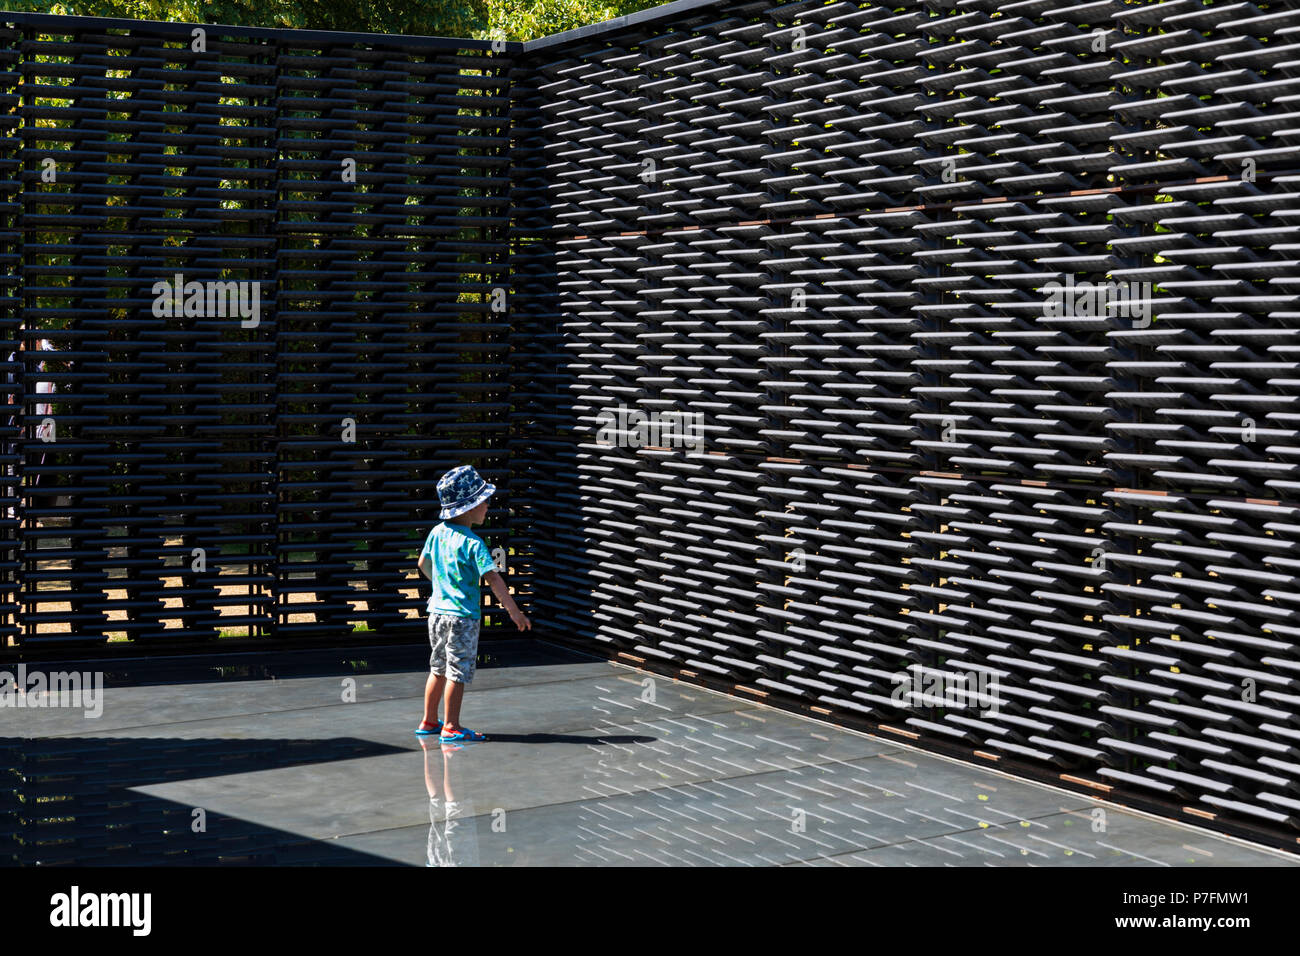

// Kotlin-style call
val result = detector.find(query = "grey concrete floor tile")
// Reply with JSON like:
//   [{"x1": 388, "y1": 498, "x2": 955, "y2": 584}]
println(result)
[
  {"x1": 801, "y1": 809, "x2": 1300, "y2": 867},
  {"x1": 327, "y1": 754, "x2": 1077, "y2": 866},
  {"x1": 13, "y1": 654, "x2": 606, "y2": 739},
  {"x1": 128, "y1": 707, "x2": 892, "y2": 842},
  {"x1": 332, "y1": 751, "x2": 1294, "y2": 867},
  {"x1": 14, "y1": 641, "x2": 1300, "y2": 866},
  {"x1": 46, "y1": 668, "x2": 745, "y2": 752}
]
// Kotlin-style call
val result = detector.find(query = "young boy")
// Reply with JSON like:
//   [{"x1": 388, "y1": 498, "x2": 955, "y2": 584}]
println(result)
[{"x1": 416, "y1": 464, "x2": 530, "y2": 742}]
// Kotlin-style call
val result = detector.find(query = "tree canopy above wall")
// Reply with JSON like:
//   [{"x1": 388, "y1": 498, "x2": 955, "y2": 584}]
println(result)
[{"x1": 0, "y1": 0, "x2": 665, "y2": 41}]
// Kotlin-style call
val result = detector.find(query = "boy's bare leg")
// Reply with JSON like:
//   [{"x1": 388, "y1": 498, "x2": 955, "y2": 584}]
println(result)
[
  {"x1": 421, "y1": 735, "x2": 440, "y2": 798},
  {"x1": 420, "y1": 673, "x2": 446, "y2": 729},
  {"x1": 442, "y1": 679, "x2": 465, "y2": 732}
]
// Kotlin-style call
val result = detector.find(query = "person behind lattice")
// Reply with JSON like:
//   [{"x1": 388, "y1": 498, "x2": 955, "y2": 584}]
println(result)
[
  {"x1": 4, "y1": 337, "x2": 57, "y2": 520},
  {"x1": 32, "y1": 338, "x2": 56, "y2": 443}
]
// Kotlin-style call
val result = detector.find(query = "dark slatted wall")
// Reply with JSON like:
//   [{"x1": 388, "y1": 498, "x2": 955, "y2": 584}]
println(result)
[
  {"x1": 507, "y1": 0, "x2": 1300, "y2": 846},
  {"x1": 5, "y1": 0, "x2": 1300, "y2": 850},
  {"x1": 0, "y1": 16, "x2": 514, "y2": 653}
]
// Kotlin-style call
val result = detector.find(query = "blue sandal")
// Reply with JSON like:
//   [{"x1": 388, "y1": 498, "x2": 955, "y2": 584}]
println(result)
[
  {"x1": 415, "y1": 720, "x2": 444, "y2": 736},
  {"x1": 440, "y1": 727, "x2": 486, "y2": 742}
]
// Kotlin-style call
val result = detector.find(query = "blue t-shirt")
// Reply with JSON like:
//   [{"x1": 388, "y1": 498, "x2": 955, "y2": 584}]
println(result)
[{"x1": 420, "y1": 522, "x2": 497, "y2": 617}]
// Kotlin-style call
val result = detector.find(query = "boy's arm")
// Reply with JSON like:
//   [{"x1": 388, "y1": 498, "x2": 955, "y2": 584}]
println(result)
[
  {"x1": 484, "y1": 570, "x2": 531, "y2": 631},
  {"x1": 417, "y1": 553, "x2": 432, "y2": 581}
]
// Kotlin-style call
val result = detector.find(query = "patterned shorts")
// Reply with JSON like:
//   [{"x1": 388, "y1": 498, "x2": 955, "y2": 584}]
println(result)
[{"x1": 428, "y1": 612, "x2": 480, "y2": 684}]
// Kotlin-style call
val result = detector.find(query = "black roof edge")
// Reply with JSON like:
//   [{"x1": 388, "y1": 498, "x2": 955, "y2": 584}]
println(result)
[
  {"x1": 0, "y1": 0, "x2": 728, "y2": 58},
  {"x1": 521, "y1": 0, "x2": 727, "y2": 54}
]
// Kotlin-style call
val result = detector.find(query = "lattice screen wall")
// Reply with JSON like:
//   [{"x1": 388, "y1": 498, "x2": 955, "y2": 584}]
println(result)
[
  {"x1": 506, "y1": 0, "x2": 1300, "y2": 845},
  {"x1": 0, "y1": 16, "x2": 514, "y2": 652},
  {"x1": 3, "y1": 0, "x2": 1300, "y2": 848}
]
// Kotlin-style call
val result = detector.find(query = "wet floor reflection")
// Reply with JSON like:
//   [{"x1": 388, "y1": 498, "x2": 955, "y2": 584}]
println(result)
[
  {"x1": 420, "y1": 737, "x2": 479, "y2": 867},
  {"x1": 6, "y1": 642, "x2": 1297, "y2": 867}
]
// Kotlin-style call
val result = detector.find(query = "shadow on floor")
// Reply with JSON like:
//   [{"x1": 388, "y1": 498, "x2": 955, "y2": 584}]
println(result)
[{"x1": 4, "y1": 733, "x2": 412, "y2": 865}]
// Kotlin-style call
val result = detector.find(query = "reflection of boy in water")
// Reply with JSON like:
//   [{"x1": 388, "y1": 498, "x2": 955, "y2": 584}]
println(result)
[{"x1": 420, "y1": 736, "x2": 481, "y2": 867}]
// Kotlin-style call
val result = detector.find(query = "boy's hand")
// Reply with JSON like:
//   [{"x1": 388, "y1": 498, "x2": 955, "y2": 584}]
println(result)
[{"x1": 486, "y1": 570, "x2": 531, "y2": 630}]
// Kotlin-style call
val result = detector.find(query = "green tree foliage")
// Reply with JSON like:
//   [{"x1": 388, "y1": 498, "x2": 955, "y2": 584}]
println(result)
[
  {"x1": 0, "y1": 0, "x2": 664, "y2": 40},
  {"x1": 487, "y1": 0, "x2": 662, "y2": 41}
]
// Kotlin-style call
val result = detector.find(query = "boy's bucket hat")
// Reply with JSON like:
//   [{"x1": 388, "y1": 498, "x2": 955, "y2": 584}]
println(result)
[{"x1": 437, "y1": 465, "x2": 496, "y2": 520}]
